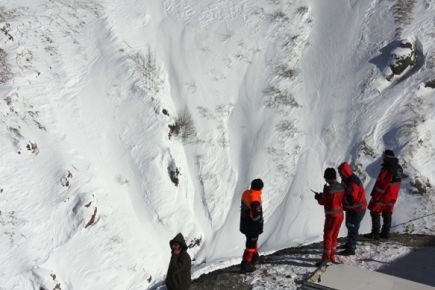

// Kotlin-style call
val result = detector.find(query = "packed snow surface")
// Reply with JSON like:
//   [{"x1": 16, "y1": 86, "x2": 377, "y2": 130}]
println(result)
[{"x1": 0, "y1": 0, "x2": 434, "y2": 289}]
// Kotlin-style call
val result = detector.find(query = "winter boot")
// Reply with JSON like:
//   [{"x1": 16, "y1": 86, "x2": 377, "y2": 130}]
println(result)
[
  {"x1": 338, "y1": 243, "x2": 350, "y2": 250},
  {"x1": 380, "y1": 212, "x2": 392, "y2": 239},
  {"x1": 240, "y1": 261, "x2": 256, "y2": 273},
  {"x1": 338, "y1": 247, "x2": 355, "y2": 256},
  {"x1": 240, "y1": 249, "x2": 256, "y2": 273},
  {"x1": 252, "y1": 252, "x2": 260, "y2": 265},
  {"x1": 379, "y1": 231, "x2": 390, "y2": 239},
  {"x1": 364, "y1": 212, "x2": 380, "y2": 239},
  {"x1": 363, "y1": 232, "x2": 380, "y2": 240}
]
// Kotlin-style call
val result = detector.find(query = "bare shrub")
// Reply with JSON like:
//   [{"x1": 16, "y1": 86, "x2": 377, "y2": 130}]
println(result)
[
  {"x1": 392, "y1": 0, "x2": 416, "y2": 37},
  {"x1": 168, "y1": 109, "x2": 196, "y2": 142},
  {"x1": 275, "y1": 65, "x2": 297, "y2": 79},
  {"x1": 0, "y1": 48, "x2": 12, "y2": 84},
  {"x1": 276, "y1": 120, "x2": 298, "y2": 138},
  {"x1": 188, "y1": 237, "x2": 202, "y2": 248},
  {"x1": 268, "y1": 10, "x2": 289, "y2": 23},
  {"x1": 360, "y1": 140, "x2": 377, "y2": 158},
  {"x1": 0, "y1": 23, "x2": 13, "y2": 41},
  {"x1": 131, "y1": 47, "x2": 164, "y2": 96},
  {"x1": 264, "y1": 85, "x2": 300, "y2": 109},
  {"x1": 296, "y1": 6, "x2": 309, "y2": 16}
]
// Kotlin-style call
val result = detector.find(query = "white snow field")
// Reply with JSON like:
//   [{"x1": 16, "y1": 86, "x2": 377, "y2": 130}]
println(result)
[{"x1": 0, "y1": 0, "x2": 434, "y2": 289}]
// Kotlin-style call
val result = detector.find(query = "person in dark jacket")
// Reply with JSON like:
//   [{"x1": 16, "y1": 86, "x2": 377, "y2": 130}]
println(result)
[
  {"x1": 314, "y1": 168, "x2": 345, "y2": 266},
  {"x1": 337, "y1": 162, "x2": 367, "y2": 256},
  {"x1": 165, "y1": 233, "x2": 191, "y2": 290},
  {"x1": 365, "y1": 150, "x2": 403, "y2": 240},
  {"x1": 240, "y1": 178, "x2": 264, "y2": 273}
]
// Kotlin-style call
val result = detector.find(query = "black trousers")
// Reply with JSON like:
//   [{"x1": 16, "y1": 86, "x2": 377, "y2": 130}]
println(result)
[
  {"x1": 371, "y1": 211, "x2": 392, "y2": 234},
  {"x1": 245, "y1": 234, "x2": 259, "y2": 249}
]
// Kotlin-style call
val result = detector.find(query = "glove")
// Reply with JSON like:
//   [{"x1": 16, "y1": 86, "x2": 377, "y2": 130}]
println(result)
[{"x1": 314, "y1": 193, "x2": 321, "y2": 200}]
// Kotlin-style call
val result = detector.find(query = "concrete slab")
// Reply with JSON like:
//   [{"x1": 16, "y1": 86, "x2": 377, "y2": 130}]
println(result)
[{"x1": 303, "y1": 263, "x2": 435, "y2": 290}]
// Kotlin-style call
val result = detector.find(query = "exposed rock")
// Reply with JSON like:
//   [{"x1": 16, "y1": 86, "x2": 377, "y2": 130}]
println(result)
[
  {"x1": 424, "y1": 78, "x2": 435, "y2": 88},
  {"x1": 390, "y1": 39, "x2": 416, "y2": 76}
]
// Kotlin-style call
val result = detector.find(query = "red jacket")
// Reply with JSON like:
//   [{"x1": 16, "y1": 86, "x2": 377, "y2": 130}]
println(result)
[
  {"x1": 369, "y1": 158, "x2": 402, "y2": 213},
  {"x1": 316, "y1": 181, "x2": 345, "y2": 216},
  {"x1": 338, "y1": 162, "x2": 367, "y2": 212}
]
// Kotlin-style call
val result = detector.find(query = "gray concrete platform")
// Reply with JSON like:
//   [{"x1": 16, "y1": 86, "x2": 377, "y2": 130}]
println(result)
[{"x1": 303, "y1": 263, "x2": 435, "y2": 290}]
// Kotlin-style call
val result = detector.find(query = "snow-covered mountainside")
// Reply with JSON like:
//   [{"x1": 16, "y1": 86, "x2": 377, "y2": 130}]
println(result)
[{"x1": 0, "y1": 0, "x2": 434, "y2": 289}]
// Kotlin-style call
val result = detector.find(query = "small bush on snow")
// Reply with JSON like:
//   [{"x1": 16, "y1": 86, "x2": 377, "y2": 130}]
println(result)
[
  {"x1": 275, "y1": 65, "x2": 297, "y2": 79},
  {"x1": 392, "y1": 0, "x2": 416, "y2": 37},
  {"x1": 276, "y1": 119, "x2": 298, "y2": 138},
  {"x1": 168, "y1": 109, "x2": 196, "y2": 142},
  {"x1": 268, "y1": 10, "x2": 289, "y2": 23},
  {"x1": 264, "y1": 85, "x2": 300, "y2": 109},
  {"x1": 0, "y1": 48, "x2": 12, "y2": 84},
  {"x1": 131, "y1": 47, "x2": 164, "y2": 96}
]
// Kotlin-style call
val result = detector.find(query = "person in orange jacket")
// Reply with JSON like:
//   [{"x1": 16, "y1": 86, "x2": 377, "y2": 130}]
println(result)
[
  {"x1": 239, "y1": 178, "x2": 264, "y2": 273},
  {"x1": 314, "y1": 168, "x2": 345, "y2": 266},
  {"x1": 365, "y1": 150, "x2": 403, "y2": 239},
  {"x1": 337, "y1": 162, "x2": 367, "y2": 256}
]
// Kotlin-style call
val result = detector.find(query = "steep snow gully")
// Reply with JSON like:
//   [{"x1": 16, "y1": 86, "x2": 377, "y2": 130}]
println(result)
[{"x1": 0, "y1": 0, "x2": 435, "y2": 289}]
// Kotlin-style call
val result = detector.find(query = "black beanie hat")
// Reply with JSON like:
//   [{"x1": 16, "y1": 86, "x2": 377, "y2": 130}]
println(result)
[
  {"x1": 323, "y1": 168, "x2": 336, "y2": 180},
  {"x1": 383, "y1": 149, "x2": 395, "y2": 158},
  {"x1": 251, "y1": 178, "x2": 264, "y2": 190}
]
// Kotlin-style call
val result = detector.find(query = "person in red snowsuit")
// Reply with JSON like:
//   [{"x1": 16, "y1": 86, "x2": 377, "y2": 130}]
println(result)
[
  {"x1": 337, "y1": 162, "x2": 367, "y2": 256},
  {"x1": 366, "y1": 150, "x2": 403, "y2": 239},
  {"x1": 240, "y1": 178, "x2": 264, "y2": 273},
  {"x1": 314, "y1": 168, "x2": 345, "y2": 266}
]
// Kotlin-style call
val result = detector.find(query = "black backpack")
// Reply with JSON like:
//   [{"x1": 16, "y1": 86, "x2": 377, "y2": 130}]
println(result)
[{"x1": 391, "y1": 164, "x2": 403, "y2": 182}]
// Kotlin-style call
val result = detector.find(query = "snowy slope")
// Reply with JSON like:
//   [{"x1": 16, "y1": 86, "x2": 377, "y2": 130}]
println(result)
[{"x1": 0, "y1": 0, "x2": 434, "y2": 289}]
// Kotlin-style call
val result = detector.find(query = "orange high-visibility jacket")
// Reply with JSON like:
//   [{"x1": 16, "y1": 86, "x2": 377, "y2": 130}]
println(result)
[{"x1": 240, "y1": 189, "x2": 263, "y2": 235}]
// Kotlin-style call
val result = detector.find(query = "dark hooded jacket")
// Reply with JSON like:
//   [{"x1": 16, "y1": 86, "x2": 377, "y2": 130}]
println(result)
[{"x1": 166, "y1": 233, "x2": 191, "y2": 290}]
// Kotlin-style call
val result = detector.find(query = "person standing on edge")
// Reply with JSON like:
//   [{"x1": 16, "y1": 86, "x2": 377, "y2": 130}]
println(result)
[
  {"x1": 314, "y1": 168, "x2": 345, "y2": 266},
  {"x1": 165, "y1": 233, "x2": 191, "y2": 290},
  {"x1": 365, "y1": 149, "x2": 403, "y2": 240},
  {"x1": 240, "y1": 178, "x2": 264, "y2": 273},
  {"x1": 337, "y1": 162, "x2": 367, "y2": 256}
]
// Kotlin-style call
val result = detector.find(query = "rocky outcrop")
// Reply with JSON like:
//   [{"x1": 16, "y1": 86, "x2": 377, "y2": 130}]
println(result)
[
  {"x1": 424, "y1": 78, "x2": 435, "y2": 88},
  {"x1": 377, "y1": 39, "x2": 417, "y2": 81},
  {"x1": 390, "y1": 39, "x2": 416, "y2": 76}
]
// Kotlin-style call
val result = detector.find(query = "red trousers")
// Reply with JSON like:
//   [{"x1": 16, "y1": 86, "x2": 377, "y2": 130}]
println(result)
[{"x1": 323, "y1": 213, "x2": 344, "y2": 261}]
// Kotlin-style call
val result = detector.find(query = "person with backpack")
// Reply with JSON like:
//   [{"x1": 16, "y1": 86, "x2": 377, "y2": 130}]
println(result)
[
  {"x1": 239, "y1": 178, "x2": 264, "y2": 273},
  {"x1": 337, "y1": 162, "x2": 367, "y2": 256},
  {"x1": 365, "y1": 149, "x2": 403, "y2": 240},
  {"x1": 165, "y1": 233, "x2": 191, "y2": 290},
  {"x1": 314, "y1": 168, "x2": 345, "y2": 266}
]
